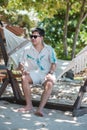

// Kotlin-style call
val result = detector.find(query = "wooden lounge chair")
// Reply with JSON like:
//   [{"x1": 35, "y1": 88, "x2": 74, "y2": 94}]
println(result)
[{"x1": 0, "y1": 26, "x2": 87, "y2": 117}]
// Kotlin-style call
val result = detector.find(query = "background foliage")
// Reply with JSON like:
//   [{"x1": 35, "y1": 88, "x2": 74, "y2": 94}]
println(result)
[{"x1": 0, "y1": 0, "x2": 87, "y2": 60}]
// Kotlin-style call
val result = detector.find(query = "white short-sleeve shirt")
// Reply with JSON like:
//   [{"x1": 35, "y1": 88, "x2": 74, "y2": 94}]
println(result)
[{"x1": 19, "y1": 43, "x2": 57, "y2": 84}]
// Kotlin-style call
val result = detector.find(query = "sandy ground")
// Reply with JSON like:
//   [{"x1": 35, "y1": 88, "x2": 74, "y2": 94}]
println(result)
[
  {"x1": 0, "y1": 100, "x2": 87, "y2": 130},
  {"x1": 0, "y1": 79, "x2": 87, "y2": 130}
]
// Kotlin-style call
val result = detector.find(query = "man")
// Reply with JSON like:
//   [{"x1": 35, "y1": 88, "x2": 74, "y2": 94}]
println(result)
[{"x1": 18, "y1": 27, "x2": 57, "y2": 116}]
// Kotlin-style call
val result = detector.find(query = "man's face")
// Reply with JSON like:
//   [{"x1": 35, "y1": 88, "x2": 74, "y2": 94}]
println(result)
[{"x1": 30, "y1": 31, "x2": 43, "y2": 46}]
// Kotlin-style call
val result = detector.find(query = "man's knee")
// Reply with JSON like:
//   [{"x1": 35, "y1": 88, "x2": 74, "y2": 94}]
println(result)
[
  {"x1": 21, "y1": 74, "x2": 29, "y2": 82},
  {"x1": 22, "y1": 74, "x2": 33, "y2": 84},
  {"x1": 45, "y1": 80, "x2": 53, "y2": 89}
]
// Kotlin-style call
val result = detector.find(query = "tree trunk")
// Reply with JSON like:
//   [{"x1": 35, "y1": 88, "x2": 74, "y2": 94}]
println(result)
[
  {"x1": 71, "y1": 0, "x2": 87, "y2": 59},
  {"x1": 63, "y1": 0, "x2": 71, "y2": 58}
]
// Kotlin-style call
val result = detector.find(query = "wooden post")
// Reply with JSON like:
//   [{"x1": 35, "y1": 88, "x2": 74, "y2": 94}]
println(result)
[{"x1": 72, "y1": 79, "x2": 87, "y2": 116}]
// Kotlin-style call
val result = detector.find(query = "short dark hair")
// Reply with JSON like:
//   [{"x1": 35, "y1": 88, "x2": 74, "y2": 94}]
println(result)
[{"x1": 31, "y1": 27, "x2": 45, "y2": 37}]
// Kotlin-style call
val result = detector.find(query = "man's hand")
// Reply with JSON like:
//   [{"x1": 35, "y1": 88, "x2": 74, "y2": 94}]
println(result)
[
  {"x1": 45, "y1": 73, "x2": 56, "y2": 83},
  {"x1": 18, "y1": 63, "x2": 24, "y2": 73}
]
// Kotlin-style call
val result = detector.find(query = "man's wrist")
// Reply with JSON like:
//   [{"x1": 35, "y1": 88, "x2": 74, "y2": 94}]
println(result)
[{"x1": 49, "y1": 70, "x2": 54, "y2": 74}]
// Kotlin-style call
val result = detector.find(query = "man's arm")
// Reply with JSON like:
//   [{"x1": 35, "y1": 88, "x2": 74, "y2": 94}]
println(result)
[{"x1": 48, "y1": 63, "x2": 56, "y2": 74}]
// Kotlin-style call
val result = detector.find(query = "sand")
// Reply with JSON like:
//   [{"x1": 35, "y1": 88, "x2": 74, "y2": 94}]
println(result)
[
  {"x1": 0, "y1": 79, "x2": 87, "y2": 130},
  {"x1": 0, "y1": 100, "x2": 87, "y2": 130}
]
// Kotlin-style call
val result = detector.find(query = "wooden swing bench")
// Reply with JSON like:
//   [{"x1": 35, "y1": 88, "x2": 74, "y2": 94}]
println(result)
[{"x1": 0, "y1": 30, "x2": 87, "y2": 117}]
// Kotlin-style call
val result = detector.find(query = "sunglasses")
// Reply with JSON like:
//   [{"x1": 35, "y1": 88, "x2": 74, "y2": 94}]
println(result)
[{"x1": 30, "y1": 35, "x2": 41, "y2": 39}]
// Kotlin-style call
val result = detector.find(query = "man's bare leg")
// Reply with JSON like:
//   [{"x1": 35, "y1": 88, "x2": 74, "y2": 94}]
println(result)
[
  {"x1": 35, "y1": 81, "x2": 53, "y2": 116},
  {"x1": 18, "y1": 74, "x2": 33, "y2": 112}
]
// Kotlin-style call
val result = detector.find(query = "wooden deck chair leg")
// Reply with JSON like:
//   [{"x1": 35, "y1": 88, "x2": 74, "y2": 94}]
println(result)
[
  {"x1": 0, "y1": 71, "x2": 23, "y2": 101},
  {"x1": 0, "y1": 78, "x2": 9, "y2": 96},
  {"x1": 7, "y1": 70, "x2": 23, "y2": 101},
  {"x1": 72, "y1": 79, "x2": 87, "y2": 117}
]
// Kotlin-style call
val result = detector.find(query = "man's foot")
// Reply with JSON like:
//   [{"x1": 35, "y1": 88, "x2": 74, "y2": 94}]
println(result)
[
  {"x1": 17, "y1": 105, "x2": 33, "y2": 112},
  {"x1": 34, "y1": 111, "x2": 44, "y2": 117}
]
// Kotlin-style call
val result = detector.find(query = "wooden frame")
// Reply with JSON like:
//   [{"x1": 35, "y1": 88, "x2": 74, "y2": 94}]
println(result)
[
  {"x1": 0, "y1": 31, "x2": 87, "y2": 117},
  {"x1": 0, "y1": 32, "x2": 23, "y2": 101}
]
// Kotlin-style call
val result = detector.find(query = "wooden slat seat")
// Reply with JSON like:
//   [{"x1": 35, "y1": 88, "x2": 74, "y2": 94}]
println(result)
[
  {"x1": 0, "y1": 66, "x2": 7, "y2": 82},
  {"x1": 0, "y1": 73, "x2": 7, "y2": 82}
]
